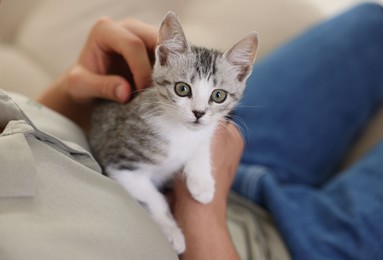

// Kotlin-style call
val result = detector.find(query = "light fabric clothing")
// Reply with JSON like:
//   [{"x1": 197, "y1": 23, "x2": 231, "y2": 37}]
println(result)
[
  {"x1": 0, "y1": 90, "x2": 178, "y2": 260},
  {"x1": 228, "y1": 193, "x2": 289, "y2": 260}
]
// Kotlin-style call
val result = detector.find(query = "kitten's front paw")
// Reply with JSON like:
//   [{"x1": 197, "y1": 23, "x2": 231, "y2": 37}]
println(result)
[
  {"x1": 187, "y1": 176, "x2": 215, "y2": 204},
  {"x1": 163, "y1": 225, "x2": 186, "y2": 254}
]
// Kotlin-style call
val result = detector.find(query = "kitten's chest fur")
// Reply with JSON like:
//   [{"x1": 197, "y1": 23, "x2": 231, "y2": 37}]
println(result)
[{"x1": 151, "y1": 115, "x2": 215, "y2": 180}]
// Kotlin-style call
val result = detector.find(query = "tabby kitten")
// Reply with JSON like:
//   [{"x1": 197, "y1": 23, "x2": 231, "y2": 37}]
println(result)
[{"x1": 89, "y1": 11, "x2": 258, "y2": 254}]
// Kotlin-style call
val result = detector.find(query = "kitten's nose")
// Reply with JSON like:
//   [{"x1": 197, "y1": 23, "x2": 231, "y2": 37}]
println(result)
[{"x1": 193, "y1": 110, "x2": 205, "y2": 119}]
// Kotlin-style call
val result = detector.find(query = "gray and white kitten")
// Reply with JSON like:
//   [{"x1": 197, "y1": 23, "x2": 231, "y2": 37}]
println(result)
[{"x1": 89, "y1": 11, "x2": 258, "y2": 254}]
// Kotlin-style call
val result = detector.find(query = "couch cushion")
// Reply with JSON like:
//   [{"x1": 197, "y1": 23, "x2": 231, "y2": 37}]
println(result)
[
  {"x1": 0, "y1": 44, "x2": 51, "y2": 98},
  {"x1": 0, "y1": 0, "x2": 44, "y2": 42}
]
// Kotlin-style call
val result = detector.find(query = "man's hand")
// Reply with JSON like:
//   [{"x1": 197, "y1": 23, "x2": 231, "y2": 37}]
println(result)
[
  {"x1": 38, "y1": 18, "x2": 157, "y2": 130},
  {"x1": 67, "y1": 17, "x2": 157, "y2": 103}
]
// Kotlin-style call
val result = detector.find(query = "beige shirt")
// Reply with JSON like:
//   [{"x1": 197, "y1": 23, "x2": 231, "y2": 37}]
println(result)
[{"x1": 0, "y1": 90, "x2": 177, "y2": 260}]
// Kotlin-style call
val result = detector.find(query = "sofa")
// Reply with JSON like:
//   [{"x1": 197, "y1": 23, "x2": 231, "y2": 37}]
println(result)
[{"x1": 1, "y1": 0, "x2": 383, "y2": 258}]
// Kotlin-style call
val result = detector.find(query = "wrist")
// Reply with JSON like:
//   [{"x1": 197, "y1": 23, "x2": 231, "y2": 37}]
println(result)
[
  {"x1": 174, "y1": 190, "x2": 229, "y2": 245},
  {"x1": 38, "y1": 74, "x2": 93, "y2": 132},
  {"x1": 175, "y1": 188, "x2": 227, "y2": 219},
  {"x1": 174, "y1": 193, "x2": 239, "y2": 260}
]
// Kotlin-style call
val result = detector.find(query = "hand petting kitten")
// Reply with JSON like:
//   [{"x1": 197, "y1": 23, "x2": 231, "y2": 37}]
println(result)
[{"x1": 38, "y1": 17, "x2": 157, "y2": 131}]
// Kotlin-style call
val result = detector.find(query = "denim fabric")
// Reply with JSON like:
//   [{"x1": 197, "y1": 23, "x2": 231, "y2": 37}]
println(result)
[{"x1": 232, "y1": 4, "x2": 383, "y2": 260}]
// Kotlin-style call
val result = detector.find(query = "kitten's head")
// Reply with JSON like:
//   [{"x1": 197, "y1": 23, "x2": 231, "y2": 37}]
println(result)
[{"x1": 152, "y1": 11, "x2": 258, "y2": 129}]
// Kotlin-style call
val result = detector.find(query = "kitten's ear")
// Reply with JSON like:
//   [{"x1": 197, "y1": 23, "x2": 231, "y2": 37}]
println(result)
[
  {"x1": 224, "y1": 32, "x2": 259, "y2": 82},
  {"x1": 157, "y1": 11, "x2": 189, "y2": 66}
]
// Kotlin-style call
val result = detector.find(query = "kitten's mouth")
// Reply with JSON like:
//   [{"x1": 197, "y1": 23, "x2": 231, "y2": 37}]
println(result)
[
  {"x1": 193, "y1": 118, "x2": 204, "y2": 125},
  {"x1": 188, "y1": 120, "x2": 203, "y2": 128}
]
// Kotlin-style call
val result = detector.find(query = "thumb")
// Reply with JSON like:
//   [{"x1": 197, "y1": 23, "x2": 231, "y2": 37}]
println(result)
[{"x1": 67, "y1": 66, "x2": 131, "y2": 103}]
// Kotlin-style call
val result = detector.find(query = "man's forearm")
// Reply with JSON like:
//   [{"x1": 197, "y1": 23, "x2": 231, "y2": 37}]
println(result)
[{"x1": 175, "y1": 195, "x2": 239, "y2": 260}]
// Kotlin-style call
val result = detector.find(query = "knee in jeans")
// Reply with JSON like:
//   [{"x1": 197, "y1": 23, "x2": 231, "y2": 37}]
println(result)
[{"x1": 352, "y1": 2, "x2": 383, "y2": 19}]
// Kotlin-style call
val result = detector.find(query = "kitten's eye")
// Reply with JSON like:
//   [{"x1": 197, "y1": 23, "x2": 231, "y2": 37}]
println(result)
[
  {"x1": 211, "y1": 89, "x2": 227, "y2": 103},
  {"x1": 174, "y1": 82, "x2": 191, "y2": 97}
]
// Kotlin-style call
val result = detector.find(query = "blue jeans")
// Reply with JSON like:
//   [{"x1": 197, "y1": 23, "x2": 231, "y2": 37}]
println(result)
[{"x1": 231, "y1": 4, "x2": 383, "y2": 260}]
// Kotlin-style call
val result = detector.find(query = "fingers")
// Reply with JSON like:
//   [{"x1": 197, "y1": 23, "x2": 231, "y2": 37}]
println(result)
[
  {"x1": 213, "y1": 123, "x2": 244, "y2": 155},
  {"x1": 91, "y1": 17, "x2": 157, "y2": 91},
  {"x1": 67, "y1": 65, "x2": 131, "y2": 103},
  {"x1": 119, "y1": 18, "x2": 158, "y2": 61}
]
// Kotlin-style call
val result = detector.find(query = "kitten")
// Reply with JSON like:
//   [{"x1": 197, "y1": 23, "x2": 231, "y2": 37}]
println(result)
[{"x1": 89, "y1": 11, "x2": 258, "y2": 254}]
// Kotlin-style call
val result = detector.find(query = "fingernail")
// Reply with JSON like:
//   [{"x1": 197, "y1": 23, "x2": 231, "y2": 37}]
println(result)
[{"x1": 115, "y1": 85, "x2": 125, "y2": 101}]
